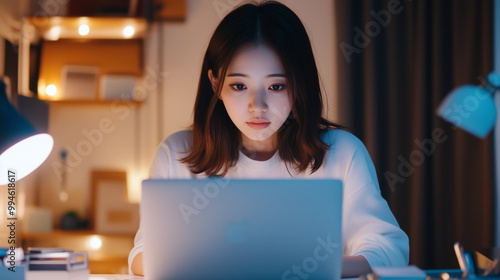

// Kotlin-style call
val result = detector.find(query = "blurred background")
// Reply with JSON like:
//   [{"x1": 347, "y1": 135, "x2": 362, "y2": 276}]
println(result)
[{"x1": 0, "y1": 0, "x2": 497, "y2": 274}]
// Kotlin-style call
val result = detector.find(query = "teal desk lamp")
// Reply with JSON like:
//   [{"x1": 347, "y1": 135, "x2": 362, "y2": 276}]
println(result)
[
  {"x1": 437, "y1": 72, "x2": 500, "y2": 138},
  {"x1": 437, "y1": 72, "x2": 500, "y2": 263},
  {"x1": 0, "y1": 78, "x2": 54, "y2": 185}
]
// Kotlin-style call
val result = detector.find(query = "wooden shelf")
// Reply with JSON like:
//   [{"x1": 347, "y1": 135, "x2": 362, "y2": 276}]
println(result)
[
  {"x1": 20, "y1": 229, "x2": 135, "y2": 274},
  {"x1": 153, "y1": 0, "x2": 187, "y2": 21},
  {"x1": 20, "y1": 229, "x2": 135, "y2": 239},
  {"x1": 45, "y1": 99, "x2": 142, "y2": 106},
  {"x1": 27, "y1": 17, "x2": 148, "y2": 41}
]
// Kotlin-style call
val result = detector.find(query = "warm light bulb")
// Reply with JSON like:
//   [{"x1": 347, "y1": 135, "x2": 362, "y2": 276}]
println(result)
[
  {"x1": 123, "y1": 26, "x2": 135, "y2": 38},
  {"x1": 89, "y1": 236, "x2": 102, "y2": 250},
  {"x1": 46, "y1": 26, "x2": 61, "y2": 41},
  {"x1": 46, "y1": 84, "x2": 57, "y2": 96},
  {"x1": 79, "y1": 25, "x2": 89, "y2": 36}
]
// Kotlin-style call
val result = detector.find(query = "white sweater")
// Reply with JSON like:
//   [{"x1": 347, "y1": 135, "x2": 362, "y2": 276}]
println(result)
[{"x1": 128, "y1": 129, "x2": 409, "y2": 275}]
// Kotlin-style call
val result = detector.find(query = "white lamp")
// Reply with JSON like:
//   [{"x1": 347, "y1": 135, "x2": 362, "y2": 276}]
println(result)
[
  {"x1": 0, "y1": 78, "x2": 54, "y2": 185},
  {"x1": 437, "y1": 72, "x2": 500, "y2": 138}
]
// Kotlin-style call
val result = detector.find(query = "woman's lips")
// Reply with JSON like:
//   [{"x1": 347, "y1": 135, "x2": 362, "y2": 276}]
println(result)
[{"x1": 246, "y1": 121, "x2": 270, "y2": 129}]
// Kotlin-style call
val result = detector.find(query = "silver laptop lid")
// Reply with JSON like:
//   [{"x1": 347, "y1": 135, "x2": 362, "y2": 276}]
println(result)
[{"x1": 141, "y1": 178, "x2": 342, "y2": 280}]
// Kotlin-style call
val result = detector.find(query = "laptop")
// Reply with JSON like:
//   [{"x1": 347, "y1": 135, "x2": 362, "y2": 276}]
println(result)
[{"x1": 141, "y1": 178, "x2": 343, "y2": 280}]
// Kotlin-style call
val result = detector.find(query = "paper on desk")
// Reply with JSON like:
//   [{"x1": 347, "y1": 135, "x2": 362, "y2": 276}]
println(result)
[{"x1": 26, "y1": 268, "x2": 89, "y2": 280}]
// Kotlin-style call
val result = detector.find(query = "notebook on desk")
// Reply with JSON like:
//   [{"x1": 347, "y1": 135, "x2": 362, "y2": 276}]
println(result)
[{"x1": 141, "y1": 178, "x2": 343, "y2": 280}]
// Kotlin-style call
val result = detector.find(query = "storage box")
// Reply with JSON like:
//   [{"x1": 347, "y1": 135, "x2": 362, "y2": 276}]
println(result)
[
  {"x1": 23, "y1": 206, "x2": 53, "y2": 233},
  {"x1": 100, "y1": 74, "x2": 137, "y2": 100}
]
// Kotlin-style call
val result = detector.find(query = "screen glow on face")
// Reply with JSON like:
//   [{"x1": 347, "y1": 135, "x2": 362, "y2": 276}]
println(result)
[{"x1": 219, "y1": 45, "x2": 292, "y2": 151}]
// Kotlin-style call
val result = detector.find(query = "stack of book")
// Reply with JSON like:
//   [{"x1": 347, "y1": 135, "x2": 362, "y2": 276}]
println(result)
[{"x1": 25, "y1": 248, "x2": 89, "y2": 280}]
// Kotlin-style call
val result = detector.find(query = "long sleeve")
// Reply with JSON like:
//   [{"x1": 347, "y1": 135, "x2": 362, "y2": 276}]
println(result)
[
  {"x1": 128, "y1": 131, "x2": 192, "y2": 275},
  {"x1": 127, "y1": 143, "x2": 170, "y2": 275},
  {"x1": 339, "y1": 133, "x2": 409, "y2": 268}
]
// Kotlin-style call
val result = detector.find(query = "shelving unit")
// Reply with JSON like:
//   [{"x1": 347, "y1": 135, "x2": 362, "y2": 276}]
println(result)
[
  {"x1": 21, "y1": 16, "x2": 146, "y2": 102},
  {"x1": 5, "y1": 0, "x2": 187, "y2": 274},
  {"x1": 15, "y1": 15, "x2": 145, "y2": 274},
  {"x1": 44, "y1": 99, "x2": 142, "y2": 106},
  {"x1": 27, "y1": 17, "x2": 148, "y2": 41}
]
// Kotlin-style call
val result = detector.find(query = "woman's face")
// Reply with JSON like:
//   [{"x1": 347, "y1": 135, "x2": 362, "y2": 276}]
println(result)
[{"x1": 211, "y1": 44, "x2": 292, "y2": 151}]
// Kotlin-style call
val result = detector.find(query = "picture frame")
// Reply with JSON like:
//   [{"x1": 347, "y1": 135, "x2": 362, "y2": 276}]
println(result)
[{"x1": 90, "y1": 170, "x2": 139, "y2": 235}]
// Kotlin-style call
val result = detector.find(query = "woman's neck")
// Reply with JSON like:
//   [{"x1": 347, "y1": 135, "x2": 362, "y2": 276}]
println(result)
[
  {"x1": 240, "y1": 134, "x2": 278, "y2": 161},
  {"x1": 241, "y1": 147, "x2": 276, "y2": 161}
]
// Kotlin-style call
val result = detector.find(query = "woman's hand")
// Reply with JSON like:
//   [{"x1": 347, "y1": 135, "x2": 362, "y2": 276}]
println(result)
[
  {"x1": 342, "y1": 255, "x2": 371, "y2": 278},
  {"x1": 131, "y1": 252, "x2": 144, "y2": 276}
]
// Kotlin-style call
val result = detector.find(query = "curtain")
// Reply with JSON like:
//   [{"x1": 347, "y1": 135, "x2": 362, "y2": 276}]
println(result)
[{"x1": 334, "y1": 0, "x2": 494, "y2": 269}]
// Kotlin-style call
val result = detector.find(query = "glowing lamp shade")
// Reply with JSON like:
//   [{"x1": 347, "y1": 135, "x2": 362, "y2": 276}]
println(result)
[
  {"x1": 437, "y1": 73, "x2": 500, "y2": 138},
  {"x1": 0, "y1": 80, "x2": 54, "y2": 185}
]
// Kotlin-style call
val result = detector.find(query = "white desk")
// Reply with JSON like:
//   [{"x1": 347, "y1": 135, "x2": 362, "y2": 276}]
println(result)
[
  {"x1": 89, "y1": 275, "x2": 358, "y2": 280},
  {"x1": 90, "y1": 275, "x2": 143, "y2": 280}
]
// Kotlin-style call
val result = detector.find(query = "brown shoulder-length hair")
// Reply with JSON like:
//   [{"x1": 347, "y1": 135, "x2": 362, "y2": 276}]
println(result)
[{"x1": 181, "y1": 1, "x2": 342, "y2": 176}]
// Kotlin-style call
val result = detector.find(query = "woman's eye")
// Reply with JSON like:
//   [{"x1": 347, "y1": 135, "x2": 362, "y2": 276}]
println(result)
[
  {"x1": 269, "y1": 84, "x2": 285, "y2": 91},
  {"x1": 230, "y1": 84, "x2": 246, "y2": 91}
]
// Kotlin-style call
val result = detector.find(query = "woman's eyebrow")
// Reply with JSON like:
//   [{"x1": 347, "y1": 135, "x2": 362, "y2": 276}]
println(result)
[
  {"x1": 226, "y1": 73, "x2": 286, "y2": 77},
  {"x1": 267, "y1": 74, "x2": 286, "y2": 78},
  {"x1": 227, "y1": 73, "x2": 248, "y2": 77}
]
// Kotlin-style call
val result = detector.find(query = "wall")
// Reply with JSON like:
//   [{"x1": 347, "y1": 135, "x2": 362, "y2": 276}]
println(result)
[{"x1": 22, "y1": 0, "x2": 336, "y2": 228}]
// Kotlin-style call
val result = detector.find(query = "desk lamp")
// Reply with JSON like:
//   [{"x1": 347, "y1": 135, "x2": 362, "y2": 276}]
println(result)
[
  {"x1": 437, "y1": 72, "x2": 500, "y2": 274},
  {"x1": 437, "y1": 72, "x2": 500, "y2": 138},
  {"x1": 0, "y1": 78, "x2": 53, "y2": 185}
]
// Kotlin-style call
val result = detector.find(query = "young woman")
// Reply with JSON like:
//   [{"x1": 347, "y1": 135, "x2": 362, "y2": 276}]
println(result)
[{"x1": 129, "y1": 1, "x2": 409, "y2": 277}]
